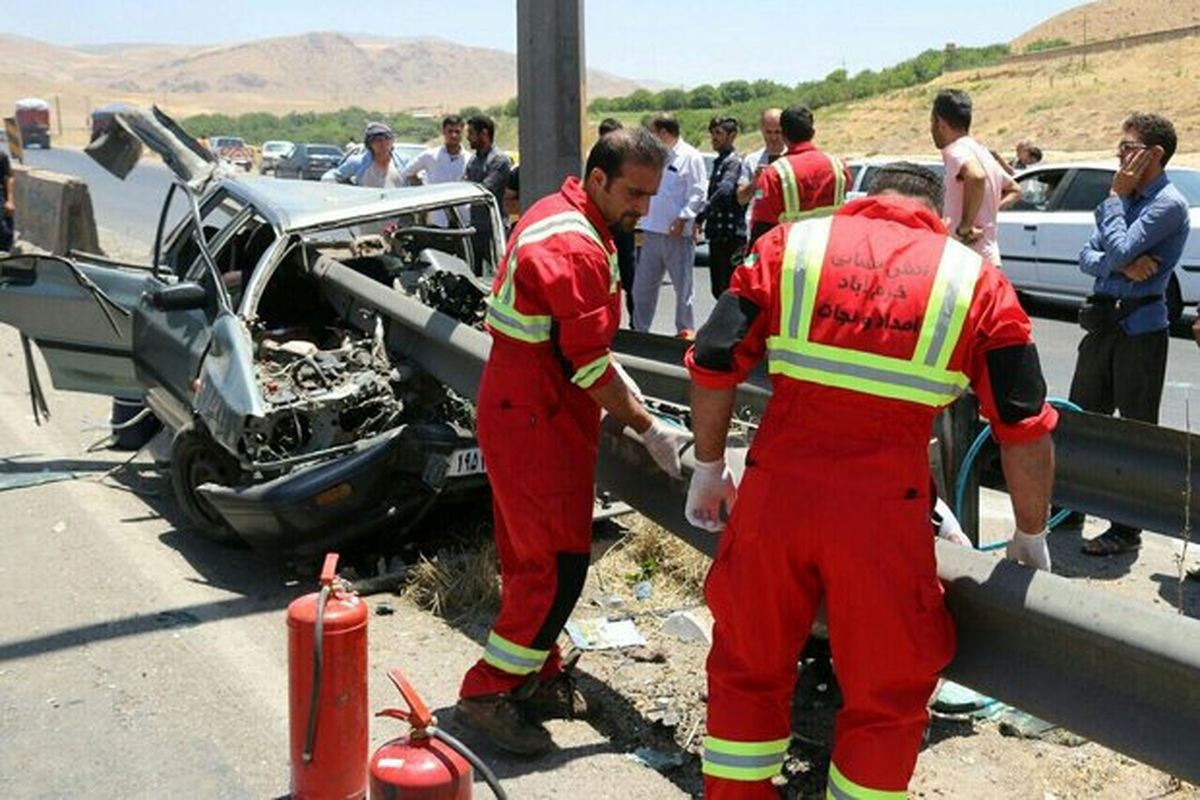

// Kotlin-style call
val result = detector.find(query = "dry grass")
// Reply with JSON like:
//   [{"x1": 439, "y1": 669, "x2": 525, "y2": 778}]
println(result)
[
  {"x1": 590, "y1": 515, "x2": 711, "y2": 610},
  {"x1": 402, "y1": 543, "x2": 501, "y2": 621}
]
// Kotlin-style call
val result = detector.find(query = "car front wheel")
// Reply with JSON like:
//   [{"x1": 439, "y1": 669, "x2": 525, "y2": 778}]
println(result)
[{"x1": 170, "y1": 424, "x2": 246, "y2": 546}]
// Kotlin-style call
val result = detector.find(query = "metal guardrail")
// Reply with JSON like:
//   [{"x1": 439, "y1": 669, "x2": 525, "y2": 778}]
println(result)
[{"x1": 315, "y1": 275, "x2": 1200, "y2": 781}]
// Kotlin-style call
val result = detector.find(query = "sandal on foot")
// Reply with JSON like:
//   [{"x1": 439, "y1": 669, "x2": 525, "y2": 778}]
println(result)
[{"x1": 1081, "y1": 529, "x2": 1141, "y2": 556}]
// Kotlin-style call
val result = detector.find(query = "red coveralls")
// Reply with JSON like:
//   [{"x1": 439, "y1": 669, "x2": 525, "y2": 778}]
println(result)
[
  {"x1": 460, "y1": 177, "x2": 621, "y2": 699},
  {"x1": 751, "y1": 141, "x2": 852, "y2": 228},
  {"x1": 687, "y1": 196, "x2": 1057, "y2": 798}
]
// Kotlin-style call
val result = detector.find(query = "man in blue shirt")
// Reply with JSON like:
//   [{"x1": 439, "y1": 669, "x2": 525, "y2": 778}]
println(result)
[
  {"x1": 1068, "y1": 113, "x2": 1191, "y2": 556},
  {"x1": 331, "y1": 122, "x2": 408, "y2": 187}
]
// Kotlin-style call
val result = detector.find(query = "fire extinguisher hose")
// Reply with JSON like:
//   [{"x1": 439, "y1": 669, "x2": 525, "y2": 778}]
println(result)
[
  {"x1": 302, "y1": 583, "x2": 332, "y2": 763},
  {"x1": 427, "y1": 725, "x2": 508, "y2": 800}
]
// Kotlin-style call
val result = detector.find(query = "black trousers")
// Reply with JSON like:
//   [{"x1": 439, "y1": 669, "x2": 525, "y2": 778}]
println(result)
[
  {"x1": 1068, "y1": 324, "x2": 1169, "y2": 536},
  {"x1": 707, "y1": 237, "x2": 745, "y2": 300},
  {"x1": 613, "y1": 228, "x2": 636, "y2": 318},
  {"x1": 0, "y1": 214, "x2": 12, "y2": 251}
]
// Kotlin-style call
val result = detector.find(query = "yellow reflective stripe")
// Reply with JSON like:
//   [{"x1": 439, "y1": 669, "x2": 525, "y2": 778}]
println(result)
[
  {"x1": 492, "y1": 209, "x2": 617, "y2": 332},
  {"x1": 768, "y1": 218, "x2": 973, "y2": 407},
  {"x1": 701, "y1": 735, "x2": 789, "y2": 782},
  {"x1": 773, "y1": 158, "x2": 800, "y2": 220},
  {"x1": 571, "y1": 353, "x2": 611, "y2": 389},
  {"x1": 485, "y1": 296, "x2": 552, "y2": 343},
  {"x1": 786, "y1": 204, "x2": 839, "y2": 221},
  {"x1": 481, "y1": 630, "x2": 549, "y2": 675},
  {"x1": 769, "y1": 351, "x2": 967, "y2": 406},
  {"x1": 829, "y1": 154, "x2": 847, "y2": 206},
  {"x1": 826, "y1": 762, "x2": 906, "y2": 799}
]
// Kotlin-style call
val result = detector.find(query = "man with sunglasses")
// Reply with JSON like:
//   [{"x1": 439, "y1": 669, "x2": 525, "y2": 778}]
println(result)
[{"x1": 1066, "y1": 113, "x2": 1191, "y2": 556}]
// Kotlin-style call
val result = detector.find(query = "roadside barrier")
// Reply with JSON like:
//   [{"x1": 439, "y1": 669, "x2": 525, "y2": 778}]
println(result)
[{"x1": 11, "y1": 165, "x2": 102, "y2": 255}]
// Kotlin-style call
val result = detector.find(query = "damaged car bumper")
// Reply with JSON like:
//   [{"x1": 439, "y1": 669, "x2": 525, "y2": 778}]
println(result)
[{"x1": 197, "y1": 422, "x2": 487, "y2": 553}]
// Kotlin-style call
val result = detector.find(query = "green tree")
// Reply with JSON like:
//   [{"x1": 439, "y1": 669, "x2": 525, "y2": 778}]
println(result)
[
  {"x1": 718, "y1": 79, "x2": 753, "y2": 104},
  {"x1": 688, "y1": 84, "x2": 720, "y2": 109},
  {"x1": 658, "y1": 88, "x2": 689, "y2": 110}
]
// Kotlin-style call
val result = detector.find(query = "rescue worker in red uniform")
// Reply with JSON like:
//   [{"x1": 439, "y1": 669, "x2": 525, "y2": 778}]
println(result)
[
  {"x1": 749, "y1": 104, "x2": 851, "y2": 246},
  {"x1": 456, "y1": 128, "x2": 689, "y2": 756},
  {"x1": 685, "y1": 163, "x2": 1057, "y2": 798}
]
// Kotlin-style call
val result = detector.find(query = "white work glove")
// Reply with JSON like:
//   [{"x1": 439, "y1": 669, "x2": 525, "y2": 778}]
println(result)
[
  {"x1": 1005, "y1": 528, "x2": 1052, "y2": 572},
  {"x1": 612, "y1": 359, "x2": 644, "y2": 403},
  {"x1": 685, "y1": 457, "x2": 737, "y2": 532},
  {"x1": 640, "y1": 417, "x2": 687, "y2": 479},
  {"x1": 933, "y1": 497, "x2": 972, "y2": 547}
]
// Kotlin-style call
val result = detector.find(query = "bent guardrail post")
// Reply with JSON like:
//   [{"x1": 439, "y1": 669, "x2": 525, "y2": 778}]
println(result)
[{"x1": 317, "y1": 267, "x2": 1200, "y2": 781}]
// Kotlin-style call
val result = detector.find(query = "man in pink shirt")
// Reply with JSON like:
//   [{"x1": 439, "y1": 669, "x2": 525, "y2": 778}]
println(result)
[{"x1": 931, "y1": 89, "x2": 1020, "y2": 265}]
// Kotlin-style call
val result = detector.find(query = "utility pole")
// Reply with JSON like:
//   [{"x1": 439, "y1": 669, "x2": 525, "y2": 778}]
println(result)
[
  {"x1": 516, "y1": 0, "x2": 585, "y2": 210},
  {"x1": 54, "y1": 94, "x2": 63, "y2": 137}
]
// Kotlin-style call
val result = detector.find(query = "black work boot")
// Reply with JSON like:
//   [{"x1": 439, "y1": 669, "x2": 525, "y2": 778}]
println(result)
[
  {"x1": 455, "y1": 693, "x2": 554, "y2": 757},
  {"x1": 517, "y1": 651, "x2": 589, "y2": 721}
]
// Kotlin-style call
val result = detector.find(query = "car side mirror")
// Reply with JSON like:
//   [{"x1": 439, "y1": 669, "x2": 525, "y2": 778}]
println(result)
[{"x1": 148, "y1": 281, "x2": 208, "y2": 311}]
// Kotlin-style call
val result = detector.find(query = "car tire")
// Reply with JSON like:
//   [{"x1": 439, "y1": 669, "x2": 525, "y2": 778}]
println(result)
[
  {"x1": 1167, "y1": 275, "x2": 1184, "y2": 326},
  {"x1": 170, "y1": 424, "x2": 246, "y2": 546}
]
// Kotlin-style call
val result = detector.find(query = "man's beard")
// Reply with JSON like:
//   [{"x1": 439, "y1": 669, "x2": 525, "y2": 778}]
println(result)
[{"x1": 613, "y1": 213, "x2": 640, "y2": 232}]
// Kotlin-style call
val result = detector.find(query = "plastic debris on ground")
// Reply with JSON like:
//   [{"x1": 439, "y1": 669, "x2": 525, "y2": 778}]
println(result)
[
  {"x1": 633, "y1": 580, "x2": 653, "y2": 601},
  {"x1": 565, "y1": 618, "x2": 646, "y2": 650},
  {"x1": 626, "y1": 746, "x2": 685, "y2": 772},
  {"x1": 660, "y1": 609, "x2": 712, "y2": 644},
  {"x1": 930, "y1": 680, "x2": 998, "y2": 717},
  {"x1": 0, "y1": 470, "x2": 83, "y2": 493}
]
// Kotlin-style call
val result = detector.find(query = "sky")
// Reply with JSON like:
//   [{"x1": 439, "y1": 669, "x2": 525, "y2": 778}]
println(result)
[{"x1": 0, "y1": 0, "x2": 1084, "y2": 88}]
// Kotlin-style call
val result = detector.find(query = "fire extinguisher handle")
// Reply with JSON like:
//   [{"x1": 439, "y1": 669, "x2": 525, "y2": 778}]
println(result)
[
  {"x1": 386, "y1": 668, "x2": 434, "y2": 729},
  {"x1": 319, "y1": 552, "x2": 339, "y2": 587}
]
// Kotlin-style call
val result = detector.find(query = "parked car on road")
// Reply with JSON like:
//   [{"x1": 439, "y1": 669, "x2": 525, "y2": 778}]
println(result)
[
  {"x1": 276, "y1": 143, "x2": 344, "y2": 181},
  {"x1": 0, "y1": 106, "x2": 506, "y2": 553},
  {"x1": 846, "y1": 157, "x2": 944, "y2": 200},
  {"x1": 258, "y1": 140, "x2": 294, "y2": 174},
  {"x1": 997, "y1": 162, "x2": 1200, "y2": 322}
]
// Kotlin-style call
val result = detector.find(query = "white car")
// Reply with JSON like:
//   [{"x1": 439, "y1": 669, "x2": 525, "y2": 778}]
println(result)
[
  {"x1": 997, "y1": 162, "x2": 1200, "y2": 321},
  {"x1": 846, "y1": 158, "x2": 944, "y2": 200},
  {"x1": 258, "y1": 140, "x2": 294, "y2": 174}
]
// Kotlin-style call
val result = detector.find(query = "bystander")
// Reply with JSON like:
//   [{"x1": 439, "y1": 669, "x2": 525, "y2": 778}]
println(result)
[
  {"x1": 464, "y1": 114, "x2": 513, "y2": 274},
  {"x1": 401, "y1": 114, "x2": 471, "y2": 226},
  {"x1": 599, "y1": 118, "x2": 639, "y2": 321},
  {"x1": 697, "y1": 116, "x2": 745, "y2": 298},
  {"x1": 332, "y1": 122, "x2": 405, "y2": 188},
  {"x1": 0, "y1": 147, "x2": 13, "y2": 251}
]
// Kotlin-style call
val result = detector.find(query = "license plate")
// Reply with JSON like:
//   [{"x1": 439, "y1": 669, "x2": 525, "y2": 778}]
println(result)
[{"x1": 446, "y1": 447, "x2": 486, "y2": 477}]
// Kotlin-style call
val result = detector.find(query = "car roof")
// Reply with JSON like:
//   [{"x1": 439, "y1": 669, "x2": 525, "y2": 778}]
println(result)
[
  {"x1": 1019, "y1": 161, "x2": 1200, "y2": 173},
  {"x1": 222, "y1": 176, "x2": 493, "y2": 232}
]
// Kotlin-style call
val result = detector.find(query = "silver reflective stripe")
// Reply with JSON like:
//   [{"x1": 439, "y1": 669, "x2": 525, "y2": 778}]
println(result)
[
  {"x1": 702, "y1": 750, "x2": 784, "y2": 770},
  {"x1": 923, "y1": 269, "x2": 960, "y2": 367},
  {"x1": 922, "y1": 245, "x2": 979, "y2": 368},
  {"x1": 787, "y1": 227, "x2": 809, "y2": 339},
  {"x1": 483, "y1": 641, "x2": 543, "y2": 671},
  {"x1": 826, "y1": 780, "x2": 854, "y2": 800},
  {"x1": 486, "y1": 303, "x2": 552, "y2": 338},
  {"x1": 771, "y1": 349, "x2": 964, "y2": 398}
]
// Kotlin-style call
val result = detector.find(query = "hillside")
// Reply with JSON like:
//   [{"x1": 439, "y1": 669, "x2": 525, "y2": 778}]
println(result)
[
  {"x1": 0, "y1": 31, "x2": 651, "y2": 145},
  {"x1": 1013, "y1": 0, "x2": 1200, "y2": 50},
  {"x1": 808, "y1": 25, "x2": 1200, "y2": 163}
]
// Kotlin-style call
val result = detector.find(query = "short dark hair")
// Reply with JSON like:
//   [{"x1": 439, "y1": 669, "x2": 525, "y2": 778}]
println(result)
[
  {"x1": 1124, "y1": 112, "x2": 1178, "y2": 166},
  {"x1": 442, "y1": 114, "x2": 464, "y2": 129},
  {"x1": 867, "y1": 162, "x2": 945, "y2": 215},
  {"x1": 780, "y1": 105, "x2": 814, "y2": 144},
  {"x1": 598, "y1": 117, "x2": 623, "y2": 137},
  {"x1": 585, "y1": 126, "x2": 668, "y2": 183},
  {"x1": 467, "y1": 114, "x2": 495, "y2": 140},
  {"x1": 1026, "y1": 145, "x2": 1043, "y2": 163},
  {"x1": 709, "y1": 116, "x2": 739, "y2": 135},
  {"x1": 649, "y1": 114, "x2": 680, "y2": 137},
  {"x1": 932, "y1": 89, "x2": 972, "y2": 132}
]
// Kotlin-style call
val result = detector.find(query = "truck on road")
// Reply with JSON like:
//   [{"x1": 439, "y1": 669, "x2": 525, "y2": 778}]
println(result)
[{"x1": 15, "y1": 97, "x2": 51, "y2": 149}]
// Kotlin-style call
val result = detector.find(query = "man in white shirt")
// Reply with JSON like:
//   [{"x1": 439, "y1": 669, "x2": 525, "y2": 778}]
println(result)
[
  {"x1": 737, "y1": 107, "x2": 786, "y2": 227},
  {"x1": 632, "y1": 114, "x2": 709, "y2": 337},
  {"x1": 401, "y1": 114, "x2": 470, "y2": 226},
  {"x1": 931, "y1": 89, "x2": 1020, "y2": 264}
]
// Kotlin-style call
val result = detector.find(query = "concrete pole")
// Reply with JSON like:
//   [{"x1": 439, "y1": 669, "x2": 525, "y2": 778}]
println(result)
[{"x1": 516, "y1": 0, "x2": 585, "y2": 211}]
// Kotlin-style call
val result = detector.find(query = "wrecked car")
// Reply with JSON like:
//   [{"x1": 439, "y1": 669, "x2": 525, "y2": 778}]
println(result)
[{"x1": 0, "y1": 106, "x2": 502, "y2": 553}]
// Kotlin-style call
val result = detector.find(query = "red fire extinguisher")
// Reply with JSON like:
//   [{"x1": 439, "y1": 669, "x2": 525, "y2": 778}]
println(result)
[
  {"x1": 289, "y1": 553, "x2": 369, "y2": 800},
  {"x1": 370, "y1": 669, "x2": 507, "y2": 800}
]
